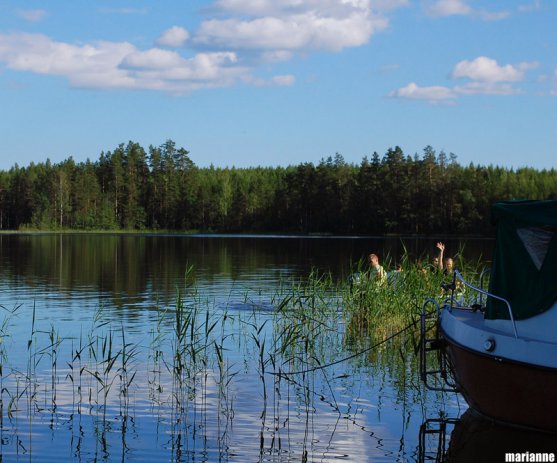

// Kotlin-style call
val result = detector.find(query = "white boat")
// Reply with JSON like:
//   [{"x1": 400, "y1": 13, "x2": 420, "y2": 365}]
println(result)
[{"x1": 421, "y1": 200, "x2": 557, "y2": 433}]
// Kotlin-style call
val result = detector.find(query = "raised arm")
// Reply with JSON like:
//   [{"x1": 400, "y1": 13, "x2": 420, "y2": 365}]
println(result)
[{"x1": 436, "y1": 242, "x2": 445, "y2": 271}]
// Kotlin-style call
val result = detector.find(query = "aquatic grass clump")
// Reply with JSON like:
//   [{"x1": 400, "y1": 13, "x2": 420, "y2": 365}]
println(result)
[
  {"x1": 272, "y1": 271, "x2": 345, "y2": 369},
  {"x1": 0, "y1": 257, "x2": 476, "y2": 462},
  {"x1": 341, "y1": 250, "x2": 488, "y2": 340}
]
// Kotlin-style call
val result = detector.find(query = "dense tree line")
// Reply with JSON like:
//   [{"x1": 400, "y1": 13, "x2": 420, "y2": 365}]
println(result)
[{"x1": 0, "y1": 140, "x2": 555, "y2": 235}]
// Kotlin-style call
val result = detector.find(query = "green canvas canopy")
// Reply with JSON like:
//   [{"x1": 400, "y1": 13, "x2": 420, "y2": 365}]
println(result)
[{"x1": 486, "y1": 200, "x2": 557, "y2": 320}]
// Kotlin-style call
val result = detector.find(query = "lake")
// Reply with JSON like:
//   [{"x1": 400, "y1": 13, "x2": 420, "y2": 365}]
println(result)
[{"x1": 0, "y1": 233, "x2": 545, "y2": 462}]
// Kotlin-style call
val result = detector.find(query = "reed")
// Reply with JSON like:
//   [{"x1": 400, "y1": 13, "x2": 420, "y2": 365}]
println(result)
[
  {"x1": 118, "y1": 324, "x2": 138, "y2": 416},
  {"x1": 342, "y1": 251, "x2": 486, "y2": 337},
  {"x1": 0, "y1": 304, "x2": 22, "y2": 431},
  {"x1": 0, "y1": 252, "x2": 483, "y2": 461},
  {"x1": 147, "y1": 300, "x2": 167, "y2": 406},
  {"x1": 37, "y1": 323, "x2": 63, "y2": 409}
]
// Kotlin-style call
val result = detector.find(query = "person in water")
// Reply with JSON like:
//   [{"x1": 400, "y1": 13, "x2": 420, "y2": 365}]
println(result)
[
  {"x1": 387, "y1": 263, "x2": 403, "y2": 289},
  {"x1": 436, "y1": 242, "x2": 454, "y2": 275},
  {"x1": 368, "y1": 253, "x2": 387, "y2": 284}
]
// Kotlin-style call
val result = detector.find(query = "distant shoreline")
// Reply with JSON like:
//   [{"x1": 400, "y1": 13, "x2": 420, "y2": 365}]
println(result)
[{"x1": 0, "y1": 229, "x2": 495, "y2": 239}]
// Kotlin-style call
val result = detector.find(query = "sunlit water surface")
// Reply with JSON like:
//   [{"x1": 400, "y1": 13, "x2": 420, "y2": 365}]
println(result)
[{"x1": 0, "y1": 234, "x2": 516, "y2": 462}]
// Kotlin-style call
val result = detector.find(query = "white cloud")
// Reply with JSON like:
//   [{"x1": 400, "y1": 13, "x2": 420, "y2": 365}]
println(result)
[
  {"x1": 0, "y1": 32, "x2": 292, "y2": 94},
  {"x1": 194, "y1": 0, "x2": 394, "y2": 52},
  {"x1": 425, "y1": 0, "x2": 471, "y2": 16},
  {"x1": 389, "y1": 82, "x2": 456, "y2": 103},
  {"x1": 16, "y1": 9, "x2": 47, "y2": 22},
  {"x1": 425, "y1": 0, "x2": 509, "y2": 21},
  {"x1": 454, "y1": 82, "x2": 521, "y2": 95},
  {"x1": 244, "y1": 73, "x2": 297, "y2": 86},
  {"x1": 451, "y1": 56, "x2": 538, "y2": 82},
  {"x1": 122, "y1": 52, "x2": 246, "y2": 91},
  {"x1": 518, "y1": 1, "x2": 541, "y2": 13},
  {"x1": 0, "y1": 33, "x2": 134, "y2": 80},
  {"x1": 370, "y1": 0, "x2": 409, "y2": 12},
  {"x1": 120, "y1": 49, "x2": 187, "y2": 70},
  {"x1": 271, "y1": 74, "x2": 296, "y2": 86},
  {"x1": 98, "y1": 7, "x2": 149, "y2": 15},
  {"x1": 379, "y1": 63, "x2": 400, "y2": 73},
  {"x1": 156, "y1": 26, "x2": 190, "y2": 48},
  {"x1": 0, "y1": 1, "x2": 410, "y2": 94},
  {"x1": 260, "y1": 50, "x2": 294, "y2": 62},
  {"x1": 391, "y1": 56, "x2": 539, "y2": 103},
  {"x1": 213, "y1": 0, "x2": 399, "y2": 16},
  {"x1": 213, "y1": 0, "x2": 288, "y2": 15},
  {"x1": 195, "y1": 12, "x2": 386, "y2": 52},
  {"x1": 477, "y1": 9, "x2": 510, "y2": 21}
]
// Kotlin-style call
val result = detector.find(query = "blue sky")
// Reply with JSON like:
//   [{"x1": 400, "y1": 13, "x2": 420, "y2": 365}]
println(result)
[{"x1": 0, "y1": 0, "x2": 555, "y2": 170}]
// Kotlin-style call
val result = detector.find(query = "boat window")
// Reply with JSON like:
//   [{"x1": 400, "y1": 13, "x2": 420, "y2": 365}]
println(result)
[{"x1": 516, "y1": 227, "x2": 554, "y2": 270}]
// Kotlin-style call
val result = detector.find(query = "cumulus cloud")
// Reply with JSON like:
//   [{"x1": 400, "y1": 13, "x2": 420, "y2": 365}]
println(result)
[
  {"x1": 156, "y1": 26, "x2": 190, "y2": 48},
  {"x1": 260, "y1": 50, "x2": 294, "y2": 62},
  {"x1": 370, "y1": 0, "x2": 410, "y2": 11},
  {"x1": 454, "y1": 82, "x2": 521, "y2": 96},
  {"x1": 213, "y1": 0, "x2": 401, "y2": 16},
  {"x1": 391, "y1": 56, "x2": 538, "y2": 103},
  {"x1": 195, "y1": 13, "x2": 385, "y2": 52},
  {"x1": 389, "y1": 82, "x2": 456, "y2": 103},
  {"x1": 0, "y1": 1, "x2": 409, "y2": 94},
  {"x1": 477, "y1": 9, "x2": 510, "y2": 21},
  {"x1": 124, "y1": 52, "x2": 245, "y2": 87},
  {"x1": 425, "y1": 0, "x2": 509, "y2": 21},
  {"x1": 518, "y1": 0, "x2": 541, "y2": 13},
  {"x1": 451, "y1": 56, "x2": 538, "y2": 82},
  {"x1": 379, "y1": 63, "x2": 400, "y2": 73},
  {"x1": 16, "y1": 9, "x2": 47, "y2": 22},
  {"x1": 425, "y1": 0, "x2": 472, "y2": 17},
  {"x1": 121, "y1": 48, "x2": 186, "y2": 70},
  {"x1": 244, "y1": 73, "x2": 297, "y2": 86},
  {"x1": 0, "y1": 32, "x2": 268, "y2": 93},
  {"x1": 270, "y1": 74, "x2": 296, "y2": 86},
  {"x1": 98, "y1": 7, "x2": 149, "y2": 15},
  {"x1": 194, "y1": 0, "x2": 393, "y2": 52},
  {"x1": 0, "y1": 33, "x2": 134, "y2": 83}
]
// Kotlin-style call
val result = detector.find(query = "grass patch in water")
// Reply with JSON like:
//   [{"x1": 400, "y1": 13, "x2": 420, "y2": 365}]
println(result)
[{"x1": 0, "y1": 251, "x2": 486, "y2": 460}]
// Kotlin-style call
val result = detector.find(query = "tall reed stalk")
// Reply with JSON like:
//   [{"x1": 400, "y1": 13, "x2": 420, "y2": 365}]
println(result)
[{"x1": 0, "y1": 252, "x2": 485, "y2": 461}]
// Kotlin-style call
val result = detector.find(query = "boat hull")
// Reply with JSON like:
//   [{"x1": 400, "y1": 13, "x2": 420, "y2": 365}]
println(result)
[{"x1": 442, "y1": 332, "x2": 557, "y2": 433}]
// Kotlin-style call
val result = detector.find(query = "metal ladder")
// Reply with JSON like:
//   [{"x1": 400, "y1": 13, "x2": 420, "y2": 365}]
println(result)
[
  {"x1": 419, "y1": 298, "x2": 458, "y2": 392},
  {"x1": 418, "y1": 417, "x2": 459, "y2": 463}
]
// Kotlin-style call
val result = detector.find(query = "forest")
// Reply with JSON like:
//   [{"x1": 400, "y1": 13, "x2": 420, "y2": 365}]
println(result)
[{"x1": 0, "y1": 140, "x2": 555, "y2": 235}]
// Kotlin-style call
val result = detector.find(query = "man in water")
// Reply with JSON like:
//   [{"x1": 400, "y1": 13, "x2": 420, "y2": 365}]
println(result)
[
  {"x1": 368, "y1": 253, "x2": 387, "y2": 284},
  {"x1": 436, "y1": 242, "x2": 454, "y2": 275}
]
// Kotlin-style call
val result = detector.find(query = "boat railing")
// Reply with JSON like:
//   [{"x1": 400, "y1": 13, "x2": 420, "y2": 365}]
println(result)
[
  {"x1": 478, "y1": 267, "x2": 490, "y2": 306},
  {"x1": 451, "y1": 270, "x2": 518, "y2": 339}
]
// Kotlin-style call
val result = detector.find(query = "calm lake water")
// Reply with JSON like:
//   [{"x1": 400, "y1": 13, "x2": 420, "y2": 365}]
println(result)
[{"x1": 0, "y1": 233, "x2": 548, "y2": 462}]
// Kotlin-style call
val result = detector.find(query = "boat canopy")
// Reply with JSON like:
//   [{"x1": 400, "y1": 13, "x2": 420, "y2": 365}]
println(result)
[{"x1": 486, "y1": 200, "x2": 557, "y2": 320}]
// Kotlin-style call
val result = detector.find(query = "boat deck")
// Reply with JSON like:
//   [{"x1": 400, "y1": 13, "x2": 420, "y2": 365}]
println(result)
[{"x1": 440, "y1": 305, "x2": 557, "y2": 369}]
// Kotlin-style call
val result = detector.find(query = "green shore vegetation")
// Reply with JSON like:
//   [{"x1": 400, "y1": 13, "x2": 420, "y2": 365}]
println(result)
[{"x1": 0, "y1": 139, "x2": 555, "y2": 235}]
